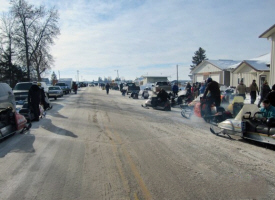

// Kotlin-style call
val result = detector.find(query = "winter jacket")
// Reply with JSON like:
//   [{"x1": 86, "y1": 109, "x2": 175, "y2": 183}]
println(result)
[
  {"x1": 261, "y1": 84, "x2": 271, "y2": 98},
  {"x1": 266, "y1": 91, "x2": 275, "y2": 107},
  {"x1": 172, "y1": 85, "x2": 179, "y2": 93},
  {"x1": 236, "y1": 84, "x2": 246, "y2": 95},
  {"x1": 249, "y1": 83, "x2": 259, "y2": 92},
  {"x1": 203, "y1": 81, "x2": 220, "y2": 98},
  {"x1": 260, "y1": 105, "x2": 275, "y2": 119},
  {"x1": 199, "y1": 85, "x2": 206, "y2": 94},
  {"x1": 28, "y1": 85, "x2": 41, "y2": 104}
]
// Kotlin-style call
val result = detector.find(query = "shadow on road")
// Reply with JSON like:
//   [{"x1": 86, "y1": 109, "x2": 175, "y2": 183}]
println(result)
[
  {"x1": 40, "y1": 118, "x2": 78, "y2": 138},
  {"x1": 0, "y1": 134, "x2": 35, "y2": 158}
]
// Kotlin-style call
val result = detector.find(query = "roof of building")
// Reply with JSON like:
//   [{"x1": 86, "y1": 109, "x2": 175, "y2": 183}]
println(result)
[
  {"x1": 142, "y1": 76, "x2": 169, "y2": 78},
  {"x1": 259, "y1": 24, "x2": 275, "y2": 38},
  {"x1": 207, "y1": 60, "x2": 241, "y2": 70},
  {"x1": 190, "y1": 59, "x2": 241, "y2": 73},
  {"x1": 248, "y1": 53, "x2": 270, "y2": 65},
  {"x1": 233, "y1": 53, "x2": 270, "y2": 72}
]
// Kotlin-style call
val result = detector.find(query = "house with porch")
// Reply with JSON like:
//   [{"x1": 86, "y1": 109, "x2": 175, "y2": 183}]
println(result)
[
  {"x1": 231, "y1": 53, "x2": 270, "y2": 88},
  {"x1": 259, "y1": 24, "x2": 275, "y2": 86},
  {"x1": 190, "y1": 59, "x2": 240, "y2": 86}
]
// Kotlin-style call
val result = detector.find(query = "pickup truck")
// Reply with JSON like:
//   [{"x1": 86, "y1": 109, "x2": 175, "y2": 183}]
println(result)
[
  {"x1": 123, "y1": 83, "x2": 140, "y2": 95},
  {"x1": 55, "y1": 82, "x2": 70, "y2": 94},
  {"x1": 153, "y1": 82, "x2": 171, "y2": 93}
]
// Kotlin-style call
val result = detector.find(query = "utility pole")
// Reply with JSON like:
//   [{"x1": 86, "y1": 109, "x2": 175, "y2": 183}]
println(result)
[
  {"x1": 58, "y1": 71, "x2": 60, "y2": 80},
  {"x1": 77, "y1": 70, "x2": 79, "y2": 83},
  {"x1": 114, "y1": 70, "x2": 119, "y2": 78},
  {"x1": 177, "y1": 65, "x2": 179, "y2": 85}
]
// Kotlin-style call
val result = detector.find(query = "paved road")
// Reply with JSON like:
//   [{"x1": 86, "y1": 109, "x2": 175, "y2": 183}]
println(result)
[{"x1": 0, "y1": 87, "x2": 275, "y2": 200}]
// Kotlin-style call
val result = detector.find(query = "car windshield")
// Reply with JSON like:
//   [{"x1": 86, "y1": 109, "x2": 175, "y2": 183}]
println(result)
[
  {"x1": 56, "y1": 83, "x2": 65, "y2": 86},
  {"x1": 13, "y1": 83, "x2": 32, "y2": 90},
  {"x1": 49, "y1": 87, "x2": 60, "y2": 90}
]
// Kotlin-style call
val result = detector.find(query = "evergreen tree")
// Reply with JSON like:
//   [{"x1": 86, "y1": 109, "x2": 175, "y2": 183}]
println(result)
[
  {"x1": 51, "y1": 71, "x2": 57, "y2": 85},
  {"x1": 190, "y1": 47, "x2": 207, "y2": 69}
]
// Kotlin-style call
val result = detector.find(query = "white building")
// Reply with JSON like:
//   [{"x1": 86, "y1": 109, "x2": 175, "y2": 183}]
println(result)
[
  {"x1": 190, "y1": 60, "x2": 240, "y2": 86},
  {"x1": 141, "y1": 76, "x2": 169, "y2": 85},
  {"x1": 231, "y1": 53, "x2": 270, "y2": 87},
  {"x1": 259, "y1": 24, "x2": 275, "y2": 86}
]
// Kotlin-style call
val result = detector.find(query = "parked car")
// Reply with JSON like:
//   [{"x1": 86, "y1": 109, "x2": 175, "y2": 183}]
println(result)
[
  {"x1": 48, "y1": 86, "x2": 63, "y2": 100},
  {"x1": 13, "y1": 82, "x2": 33, "y2": 101},
  {"x1": 55, "y1": 82, "x2": 70, "y2": 94}
]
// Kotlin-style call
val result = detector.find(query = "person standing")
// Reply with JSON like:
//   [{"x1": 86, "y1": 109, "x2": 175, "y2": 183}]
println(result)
[
  {"x1": 73, "y1": 82, "x2": 78, "y2": 94},
  {"x1": 236, "y1": 80, "x2": 246, "y2": 100},
  {"x1": 172, "y1": 83, "x2": 179, "y2": 97},
  {"x1": 265, "y1": 84, "x2": 275, "y2": 107},
  {"x1": 120, "y1": 83, "x2": 123, "y2": 91},
  {"x1": 249, "y1": 80, "x2": 259, "y2": 104},
  {"x1": 199, "y1": 82, "x2": 206, "y2": 95},
  {"x1": 258, "y1": 81, "x2": 271, "y2": 107},
  {"x1": 28, "y1": 83, "x2": 41, "y2": 121},
  {"x1": 106, "y1": 83, "x2": 110, "y2": 94}
]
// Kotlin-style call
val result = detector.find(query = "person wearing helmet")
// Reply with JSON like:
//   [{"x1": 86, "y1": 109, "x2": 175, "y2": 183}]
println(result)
[{"x1": 202, "y1": 77, "x2": 221, "y2": 116}]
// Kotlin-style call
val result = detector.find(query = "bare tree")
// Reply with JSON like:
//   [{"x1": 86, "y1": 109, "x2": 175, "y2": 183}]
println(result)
[
  {"x1": 11, "y1": 0, "x2": 59, "y2": 81},
  {"x1": 32, "y1": 45, "x2": 54, "y2": 81},
  {"x1": 0, "y1": 12, "x2": 17, "y2": 85}
]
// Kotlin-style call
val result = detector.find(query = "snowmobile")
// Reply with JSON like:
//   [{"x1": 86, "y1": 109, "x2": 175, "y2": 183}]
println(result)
[
  {"x1": 0, "y1": 107, "x2": 31, "y2": 139},
  {"x1": 142, "y1": 97, "x2": 171, "y2": 111},
  {"x1": 193, "y1": 97, "x2": 232, "y2": 124},
  {"x1": 211, "y1": 104, "x2": 275, "y2": 145},
  {"x1": 179, "y1": 91, "x2": 195, "y2": 119},
  {"x1": 171, "y1": 90, "x2": 193, "y2": 108}
]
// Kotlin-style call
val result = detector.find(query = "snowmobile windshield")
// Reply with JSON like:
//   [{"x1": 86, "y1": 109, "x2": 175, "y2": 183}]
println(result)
[{"x1": 14, "y1": 83, "x2": 32, "y2": 90}]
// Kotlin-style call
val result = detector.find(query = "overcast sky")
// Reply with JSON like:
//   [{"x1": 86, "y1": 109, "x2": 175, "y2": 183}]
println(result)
[{"x1": 1, "y1": 0, "x2": 275, "y2": 81}]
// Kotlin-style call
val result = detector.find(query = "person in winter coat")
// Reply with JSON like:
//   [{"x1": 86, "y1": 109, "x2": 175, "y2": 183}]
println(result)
[
  {"x1": 186, "y1": 82, "x2": 191, "y2": 95},
  {"x1": 266, "y1": 84, "x2": 275, "y2": 107},
  {"x1": 73, "y1": 82, "x2": 78, "y2": 94},
  {"x1": 260, "y1": 99, "x2": 275, "y2": 120},
  {"x1": 199, "y1": 82, "x2": 206, "y2": 95},
  {"x1": 106, "y1": 83, "x2": 110, "y2": 94},
  {"x1": 249, "y1": 80, "x2": 259, "y2": 104},
  {"x1": 120, "y1": 83, "x2": 123, "y2": 91},
  {"x1": 203, "y1": 78, "x2": 221, "y2": 116},
  {"x1": 258, "y1": 81, "x2": 271, "y2": 107},
  {"x1": 157, "y1": 89, "x2": 170, "y2": 103},
  {"x1": 172, "y1": 84, "x2": 179, "y2": 97},
  {"x1": 236, "y1": 80, "x2": 246, "y2": 100},
  {"x1": 28, "y1": 84, "x2": 41, "y2": 121}
]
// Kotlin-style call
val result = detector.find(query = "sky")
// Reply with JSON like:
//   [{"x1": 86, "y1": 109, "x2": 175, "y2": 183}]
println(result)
[{"x1": 1, "y1": 0, "x2": 275, "y2": 81}]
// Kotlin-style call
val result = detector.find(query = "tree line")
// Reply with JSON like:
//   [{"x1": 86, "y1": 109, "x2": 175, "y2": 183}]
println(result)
[{"x1": 0, "y1": 0, "x2": 60, "y2": 87}]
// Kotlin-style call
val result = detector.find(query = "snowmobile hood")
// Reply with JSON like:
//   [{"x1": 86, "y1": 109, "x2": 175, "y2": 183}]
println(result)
[{"x1": 218, "y1": 119, "x2": 243, "y2": 132}]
